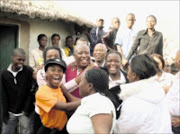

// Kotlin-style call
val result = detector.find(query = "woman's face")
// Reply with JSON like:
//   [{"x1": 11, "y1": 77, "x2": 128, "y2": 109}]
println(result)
[
  {"x1": 106, "y1": 53, "x2": 121, "y2": 75},
  {"x1": 79, "y1": 74, "x2": 90, "y2": 97},
  {"x1": 46, "y1": 65, "x2": 63, "y2": 89},
  {"x1": 46, "y1": 49, "x2": 60, "y2": 62},
  {"x1": 74, "y1": 46, "x2": 90, "y2": 69},
  {"x1": 39, "y1": 36, "x2": 47, "y2": 48},
  {"x1": 153, "y1": 57, "x2": 163, "y2": 70},
  {"x1": 146, "y1": 16, "x2": 156, "y2": 29},
  {"x1": 127, "y1": 65, "x2": 137, "y2": 82}
]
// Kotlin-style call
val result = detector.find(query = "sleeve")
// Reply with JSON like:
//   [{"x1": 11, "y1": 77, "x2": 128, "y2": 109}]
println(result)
[
  {"x1": 83, "y1": 96, "x2": 113, "y2": 118},
  {"x1": 114, "y1": 98, "x2": 153, "y2": 133},
  {"x1": 63, "y1": 79, "x2": 78, "y2": 93},
  {"x1": 90, "y1": 28, "x2": 96, "y2": 44},
  {"x1": 1, "y1": 73, "x2": 9, "y2": 118},
  {"x1": 36, "y1": 87, "x2": 58, "y2": 113},
  {"x1": 36, "y1": 69, "x2": 47, "y2": 87},
  {"x1": 29, "y1": 50, "x2": 36, "y2": 71},
  {"x1": 127, "y1": 31, "x2": 141, "y2": 60},
  {"x1": 115, "y1": 31, "x2": 123, "y2": 47}
]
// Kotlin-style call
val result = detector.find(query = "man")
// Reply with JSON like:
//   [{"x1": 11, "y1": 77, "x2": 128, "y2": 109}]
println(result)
[
  {"x1": 166, "y1": 50, "x2": 180, "y2": 134},
  {"x1": 123, "y1": 15, "x2": 163, "y2": 66},
  {"x1": 115, "y1": 13, "x2": 136, "y2": 64},
  {"x1": 29, "y1": 34, "x2": 47, "y2": 72},
  {"x1": 93, "y1": 43, "x2": 107, "y2": 67},
  {"x1": 1, "y1": 48, "x2": 34, "y2": 134},
  {"x1": 90, "y1": 18, "x2": 105, "y2": 55},
  {"x1": 102, "y1": 17, "x2": 120, "y2": 51}
]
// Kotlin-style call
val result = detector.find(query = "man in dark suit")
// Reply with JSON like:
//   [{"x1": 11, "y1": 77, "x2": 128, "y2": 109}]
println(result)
[{"x1": 90, "y1": 18, "x2": 105, "y2": 56}]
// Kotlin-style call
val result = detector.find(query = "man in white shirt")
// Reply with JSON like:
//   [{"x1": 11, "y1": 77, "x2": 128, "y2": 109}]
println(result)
[{"x1": 115, "y1": 13, "x2": 136, "y2": 66}]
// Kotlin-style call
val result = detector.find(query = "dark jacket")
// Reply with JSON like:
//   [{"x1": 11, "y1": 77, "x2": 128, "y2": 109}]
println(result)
[
  {"x1": 127, "y1": 29, "x2": 163, "y2": 60},
  {"x1": 102, "y1": 27, "x2": 118, "y2": 49},
  {"x1": 90, "y1": 26, "x2": 105, "y2": 54},
  {"x1": 1, "y1": 65, "x2": 34, "y2": 118}
]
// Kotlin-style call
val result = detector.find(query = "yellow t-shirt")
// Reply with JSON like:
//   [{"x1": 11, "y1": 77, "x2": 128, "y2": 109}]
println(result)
[
  {"x1": 64, "y1": 45, "x2": 75, "y2": 57},
  {"x1": 36, "y1": 85, "x2": 67, "y2": 130}
]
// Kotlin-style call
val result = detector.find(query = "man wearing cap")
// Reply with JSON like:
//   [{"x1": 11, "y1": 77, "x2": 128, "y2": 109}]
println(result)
[{"x1": 90, "y1": 18, "x2": 105, "y2": 56}]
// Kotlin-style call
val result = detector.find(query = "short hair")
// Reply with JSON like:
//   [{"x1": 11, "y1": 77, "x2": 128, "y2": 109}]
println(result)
[
  {"x1": 74, "y1": 44, "x2": 90, "y2": 54},
  {"x1": 94, "y1": 43, "x2": 107, "y2": 52},
  {"x1": 75, "y1": 37, "x2": 88, "y2": 46},
  {"x1": 127, "y1": 13, "x2": 135, "y2": 19},
  {"x1": 112, "y1": 17, "x2": 120, "y2": 23},
  {"x1": 130, "y1": 54, "x2": 159, "y2": 80},
  {"x1": 151, "y1": 54, "x2": 165, "y2": 69},
  {"x1": 51, "y1": 34, "x2": 60, "y2": 40},
  {"x1": 105, "y1": 51, "x2": 122, "y2": 61},
  {"x1": 43, "y1": 45, "x2": 62, "y2": 62},
  {"x1": 146, "y1": 15, "x2": 157, "y2": 23},
  {"x1": 37, "y1": 34, "x2": 47, "y2": 42},
  {"x1": 12, "y1": 48, "x2": 26, "y2": 56},
  {"x1": 85, "y1": 68, "x2": 120, "y2": 108}
]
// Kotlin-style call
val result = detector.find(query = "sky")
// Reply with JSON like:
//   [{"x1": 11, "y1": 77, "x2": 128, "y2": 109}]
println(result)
[{"x1": 55, "y1": 1, "x2": 179, "y2": 48}]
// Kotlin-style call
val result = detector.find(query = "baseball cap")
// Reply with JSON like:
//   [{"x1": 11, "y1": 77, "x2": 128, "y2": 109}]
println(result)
[{"x1": 44, "y1": 58, "x2": 67, "y2": 73}]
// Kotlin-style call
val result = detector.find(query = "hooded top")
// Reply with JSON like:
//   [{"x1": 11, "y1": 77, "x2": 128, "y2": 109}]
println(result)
[{"x1": 114, "y1": 76, "x2": 172, "y2": 134}]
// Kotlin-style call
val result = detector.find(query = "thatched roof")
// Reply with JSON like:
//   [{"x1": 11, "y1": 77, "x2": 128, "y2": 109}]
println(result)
[{"x1": 0, "y1": 0, "x2": 95, "y2": 27}]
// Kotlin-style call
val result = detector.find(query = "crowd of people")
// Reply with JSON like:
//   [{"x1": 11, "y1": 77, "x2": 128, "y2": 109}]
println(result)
[{"x1": 1, "y1": 13, "x2": 180, "y2": 134}]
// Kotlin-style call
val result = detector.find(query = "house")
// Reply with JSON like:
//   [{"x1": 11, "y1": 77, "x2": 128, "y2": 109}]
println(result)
[
  {"x1": 0, "y1": 1, "x2": 94, "y2": 131},
  {"x1": 0, "y1": 0, "x2": 94, "y2": 66}
]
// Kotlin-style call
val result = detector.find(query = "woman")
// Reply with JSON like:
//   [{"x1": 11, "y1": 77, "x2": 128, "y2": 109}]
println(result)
[
  {"x1": 123, "y1": 15, "x2": 163, "y2": 66},
  {"x1": 65, "y1": 44, "x2": 92, "y2": 98},
  {"x1": 36, "y1": 58, "x2": 80, "y2": 134},
  {"x1": 67, "y1": 68, "x2": 120, "y2": 134},
  {"x1": 105, "y1": 51, "x2": 128, "y2": 88},
  {"x1": 114, "y1": 54, "x2": 172, "y2": 133},
  {"x1": 151, "y1": 54, "x2": 175, "y2": 93}
]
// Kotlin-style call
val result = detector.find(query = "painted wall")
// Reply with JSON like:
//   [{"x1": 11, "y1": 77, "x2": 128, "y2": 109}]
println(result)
[{"x1": 28, "y1": 18, "x2": 74, "y2": 51}]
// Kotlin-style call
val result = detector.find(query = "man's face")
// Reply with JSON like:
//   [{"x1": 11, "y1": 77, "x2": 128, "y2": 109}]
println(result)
[
  {"x1": 126, "y1": 15, "x2": 135, "y2": 29},
  {"x1": 97, "y1": 20, "x2": 104, "y2": 28},
  {"x1": 112, "y1": 18, "x2": 120, "y2": 29},
  {"x1": 12, "y1": 54, "x2": 25, "y2": 71},
  {"x1": 93, "y1": 45, "x2": 106, "y2": 63}
]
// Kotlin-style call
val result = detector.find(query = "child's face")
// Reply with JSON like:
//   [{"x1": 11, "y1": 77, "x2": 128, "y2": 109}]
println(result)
[{"x1": 46, "y1": 65, "x2": 63, "y2": 89}]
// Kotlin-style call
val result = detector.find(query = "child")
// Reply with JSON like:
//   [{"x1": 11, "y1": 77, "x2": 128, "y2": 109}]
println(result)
[{"x1": 36, "y1": 58, "x2": 80, "y2": 134}]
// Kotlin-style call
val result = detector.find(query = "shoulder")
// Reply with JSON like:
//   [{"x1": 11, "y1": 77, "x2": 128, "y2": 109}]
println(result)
[
  {"x1": 23, "y1": 65, "x2": 34, "y2": 73},
  {"x1": 1, "y1": 68, "x2": 9, "y2": 77},
  {"x1": 137, "y1": 30, "x2": 146, "y2": 35},
  {"x1": 155, "y1": 31, "x2": 163, "y2": 36}
]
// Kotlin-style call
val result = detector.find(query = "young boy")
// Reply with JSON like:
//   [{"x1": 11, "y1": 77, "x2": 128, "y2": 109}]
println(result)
[{"x1": 36, "y1": 58, "x2": 80, "y2": 134}]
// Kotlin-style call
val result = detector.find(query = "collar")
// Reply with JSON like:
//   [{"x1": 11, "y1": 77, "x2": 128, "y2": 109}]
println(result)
[
  {"x1": 7, "y1": 64, "x2": 23, "y2": 74},
  {"x1": 143, "y1": 29, "x2": 157, "y2": 35}
]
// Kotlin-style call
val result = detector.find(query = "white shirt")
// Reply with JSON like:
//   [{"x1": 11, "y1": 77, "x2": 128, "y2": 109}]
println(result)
[
  {"x1": 166, "y1": 72, "x2": 180, "y2": 117},
  {"x1": 114, "y1": 76, "x2": 172, "y2": 134},
  {"x1": 109, "y1": 70, "x2": 126, "y2": 89},
  {"x1": 67, "y1": 93, "x2": 116, "y2": 134},
  {"x1": 115, "y1": 27, "x2": 136, "y2": 58}
]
